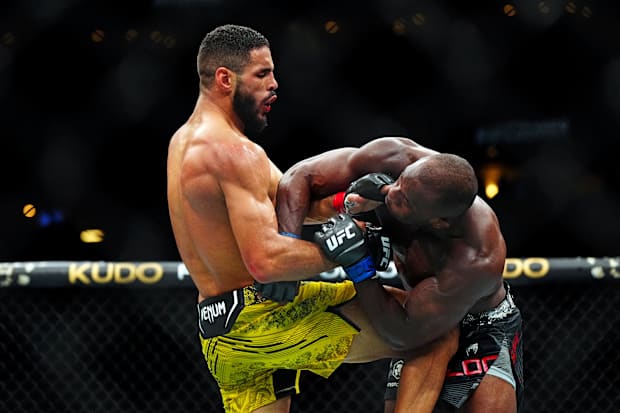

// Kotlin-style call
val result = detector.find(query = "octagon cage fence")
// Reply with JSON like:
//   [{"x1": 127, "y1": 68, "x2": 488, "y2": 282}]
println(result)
[{"x1": 2, "y1": 257, "x2": 620, "y2": 413}]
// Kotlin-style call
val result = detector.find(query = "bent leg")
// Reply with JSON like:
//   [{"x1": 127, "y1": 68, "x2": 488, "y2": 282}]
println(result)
[
  {"x1": 462, "y1": 374, "x2": 516, "y2": 413},
  {"x1": 393, "y1": 328, "x2": 459, "y2": 413},
  {"x1": 339, "y1": 296, "x2": 402, "y2": 362},
  {"x1": 251, "y1": 396, "x2": 291, "y2": 413},
  {"x1": 340, "y1": 284, "x2": 431, "y2": 363}
]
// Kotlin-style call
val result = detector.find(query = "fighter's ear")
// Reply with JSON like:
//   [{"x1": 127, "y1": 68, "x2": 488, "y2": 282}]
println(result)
[{"x1": 214, "y1": 67, "x2": 235, "y2": 91}]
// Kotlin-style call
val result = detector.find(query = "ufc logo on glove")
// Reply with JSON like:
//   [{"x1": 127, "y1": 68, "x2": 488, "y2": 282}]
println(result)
[
  {"x1": 325, "y1": 223, "x2": 360, "y2": 251},
  {"x1": 377, "y1": 236, "x2": 391, "y2": 268},
  {"x1": 314, "y1": 214, "x2": 383, "y2": 283}
]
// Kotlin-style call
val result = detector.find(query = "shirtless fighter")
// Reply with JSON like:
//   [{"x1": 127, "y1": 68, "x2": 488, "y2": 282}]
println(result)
[
  {"x1": 167, "y1": 25, "x2": 455, "y2": 413},
  {"x1": 276, "y1": 137, "x2": 524, "y2": 412}
]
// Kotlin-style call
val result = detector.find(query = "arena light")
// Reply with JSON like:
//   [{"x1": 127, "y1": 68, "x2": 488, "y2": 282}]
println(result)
[
  {"x1": 392, "y1": 18, "x2": 406, "y2": 35},
  {"x1": 480, "y1": 163, "x2": 502, "y2": 200},
  {"x1": 22, "y1": 203, "x2": 36, "y2": 218},
  {"x1": 503, "y1": 4, "x2": 517, "y2": 17},
  {"x1": 412, "y1": 12, "x2": 426, "y2": 26},
  {"x1": 126, "y1": 29, "x2": 139, "y2": 43},
  {"x1": 91, "y1": 29, "x2": 105, "y2": 43},
  {"x1": 324, "y1": 20, "x2": 339, "y2": 34},
  {"x1": 485, "y1": 181, "x2": 499, "y2": 199},
  {"x1": 80, "y1": 229, "x2": 104, "y2": 243}
]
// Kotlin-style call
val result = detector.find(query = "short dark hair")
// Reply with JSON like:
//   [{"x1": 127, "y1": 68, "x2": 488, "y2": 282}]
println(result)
[
  {"x1": 418, "y1": 153, "x2": 479, "y2": 215},
  {"x1": 197, "y1": 24, "x2": 270, "y2": 87}
]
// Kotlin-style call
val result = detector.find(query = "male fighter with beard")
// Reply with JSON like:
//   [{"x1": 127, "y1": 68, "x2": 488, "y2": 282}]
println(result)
[
  {"x1": 276, "y1": 137, "x2": 523, "y2": 412},
  {"x1": 167, "y1": 25, "x2": 456, "y2": 413}
]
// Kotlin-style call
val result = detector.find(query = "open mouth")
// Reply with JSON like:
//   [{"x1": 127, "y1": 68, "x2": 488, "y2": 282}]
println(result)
[{"x1": 264, "y1": 94, "x2": 277, "y2": 113}]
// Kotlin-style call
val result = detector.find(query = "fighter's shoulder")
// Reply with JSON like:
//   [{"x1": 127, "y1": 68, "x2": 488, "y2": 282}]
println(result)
[
  {"x1": 355, "y1": 137, "x2": 437, "y2": 161},
  {"x1": 189, "y1": 127, "x2": 267, "y2": 171},
  {"x1": 469, "y1": 197, "x2": 500, "y2": 225},
  {"x1": 460, "y1": 197, "x2": 505, "y2": 269},
  {"x1": 358, "y1": 136, "x2": 424, "y2": 151}
]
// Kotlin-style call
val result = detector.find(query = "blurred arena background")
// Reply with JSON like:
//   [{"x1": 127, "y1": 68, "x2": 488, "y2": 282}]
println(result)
[{"x1": 1, "y1": 0, "x2": 619, "y2": 412}]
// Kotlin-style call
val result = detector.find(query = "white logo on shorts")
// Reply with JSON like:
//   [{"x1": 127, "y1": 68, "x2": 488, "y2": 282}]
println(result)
[
  {"x1": 466, "y1": 343, "x2": 479, "y2": 356},
  {"x1": 391, "y1": 359, "x2": 405, "y2": 380},
  {"x1": 201, "y1": 300, "x2": 227, "y2": 324}
]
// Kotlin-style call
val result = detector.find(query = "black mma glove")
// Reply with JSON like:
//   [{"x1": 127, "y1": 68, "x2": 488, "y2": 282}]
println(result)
[
  {"x1": 253, "y1": 230, "x2": 303, "y2": 303},
  {"x1": 314, "y1": 214, "x2": 376, "y2": 283},
  {"x1": 253, "y1": 280, "x2": 299, "y2": 303},
  {"x1": 345, "y1": 173, "x2": 395, "y2": 202},
  {"x1": 365, "y1": 224, "x2": 392, "y2": 272}
]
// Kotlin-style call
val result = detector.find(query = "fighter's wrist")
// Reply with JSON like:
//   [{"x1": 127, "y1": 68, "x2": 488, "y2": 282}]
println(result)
[
  {"x1": 279, "y1": 231, "x2": 301, "y2": 239},
  {"x1": 344, "y1": 256, "x2": 377, "y2": 283},
  {"x1": 333, "y1": 191, "x2": 346, "y2": 214}
]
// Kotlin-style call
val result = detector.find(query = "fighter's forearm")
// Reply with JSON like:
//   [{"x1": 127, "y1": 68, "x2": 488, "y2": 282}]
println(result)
[
  {"x1": 276, "y1": 179, "x2": 313, "y2": 234},
  {"x1": 304, "y1": 195, "x2": 340, "y2": 224}
]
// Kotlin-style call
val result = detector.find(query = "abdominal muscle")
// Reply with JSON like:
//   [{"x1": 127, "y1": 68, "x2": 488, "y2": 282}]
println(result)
[{"x1": 169, "y1": 187, "x2": 255, "y2": 301}]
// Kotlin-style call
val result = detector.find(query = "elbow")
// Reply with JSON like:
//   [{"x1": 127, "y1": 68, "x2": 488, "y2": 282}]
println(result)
[
  {"x1": 245, "y1": 251, "x2": 288, "y2": 284},
  {"x1": 251, "y1": 271, "x2": 270, "y2": 284},
  {"x1": 246, "y1": 259, "x2": 274, "y2": 284}
]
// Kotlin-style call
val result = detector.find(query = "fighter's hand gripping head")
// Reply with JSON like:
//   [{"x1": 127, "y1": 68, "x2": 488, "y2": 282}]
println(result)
[
  {"x1": 333, "y1": 173, "x2": 394, "y2": 214},
  {"x1": 314, "y1": 214, "x2": 391, "y2": 283}
]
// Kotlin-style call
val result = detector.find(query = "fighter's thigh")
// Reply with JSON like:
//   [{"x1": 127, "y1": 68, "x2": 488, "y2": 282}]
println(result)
[
  {"x1": 462, "y1": 374, "x2": 516, "y2": 413},
  {"x1": 338, "y1": 297, "x2": 399, "y2": 363},
  {"x1": 251, "y1": 396, "x2": 291, "y2": 413}
]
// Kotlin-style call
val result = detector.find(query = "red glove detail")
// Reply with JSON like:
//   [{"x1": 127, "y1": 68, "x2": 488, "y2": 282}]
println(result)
[{"x1": 333, "y1": 191, "x2": 346, "y2": 214}]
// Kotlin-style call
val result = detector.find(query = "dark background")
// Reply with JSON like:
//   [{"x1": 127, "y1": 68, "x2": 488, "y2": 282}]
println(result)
[{"x1": 1, "y1": 0, "x2": 619, "y2": 262}]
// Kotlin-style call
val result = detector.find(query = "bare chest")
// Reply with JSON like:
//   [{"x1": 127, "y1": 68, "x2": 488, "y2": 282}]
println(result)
[{"x1": 393, "y1": 234, "x2": 451, "y2": 287}]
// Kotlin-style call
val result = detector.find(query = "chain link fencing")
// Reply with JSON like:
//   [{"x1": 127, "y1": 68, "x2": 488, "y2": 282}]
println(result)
[{"x1": 2, "y1": 263, "x2": 619, "y2": 412}]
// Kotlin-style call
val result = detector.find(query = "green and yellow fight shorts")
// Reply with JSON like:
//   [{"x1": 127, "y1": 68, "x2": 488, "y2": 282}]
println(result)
[{"x1": 198, "y1": 280, "x2": 359, "y2": 412}]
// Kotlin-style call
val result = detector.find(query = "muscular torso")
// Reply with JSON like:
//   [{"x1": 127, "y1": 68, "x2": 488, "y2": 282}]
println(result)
[
  {"x1": 167, "y1": 116, "x2": 280, "y2": 300},
  {"x1": 375, "y1": 201, "x2": 506, "y2": 315}
]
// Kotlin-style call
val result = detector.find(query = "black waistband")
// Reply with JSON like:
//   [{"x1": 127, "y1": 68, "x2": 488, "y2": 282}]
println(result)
[{"x1": 197, "y1": 285, "x2": 266, "y2": 339}]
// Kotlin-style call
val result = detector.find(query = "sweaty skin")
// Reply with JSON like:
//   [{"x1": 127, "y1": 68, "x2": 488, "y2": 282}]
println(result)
[
  {"x1": 167, "y1": 45, "x2": 449, "y2": 370},
  {"x1": 167, "y1": 46, "x2": 334, "y2": 301},
  {"x1": 277, "y1": 137, "x2": 516, "y2": 412},
  {"x1": 277, "y1": 136, "x2": 507, "y2": 350},
  {"x1": 168, "y1": 23, "x2": 464, "y2": 412}
]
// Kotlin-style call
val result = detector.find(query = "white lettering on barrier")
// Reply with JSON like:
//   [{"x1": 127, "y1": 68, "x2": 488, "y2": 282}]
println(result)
[{"x1": 177, "y1": 263, "x2": 190, "y2": 281}]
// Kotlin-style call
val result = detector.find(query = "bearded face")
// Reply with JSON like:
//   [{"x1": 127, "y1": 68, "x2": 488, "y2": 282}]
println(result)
[{"x1": 233, "y1": 82, "x2": 268, "y2": 137}]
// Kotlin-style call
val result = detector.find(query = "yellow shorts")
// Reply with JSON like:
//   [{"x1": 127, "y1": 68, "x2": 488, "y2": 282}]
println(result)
[{"x1": 199, "y1": 280, "x2": 359, "y2": 412}]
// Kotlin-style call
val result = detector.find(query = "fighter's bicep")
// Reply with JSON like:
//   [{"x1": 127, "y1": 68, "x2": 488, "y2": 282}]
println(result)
[
  {"x1": 403, "y1": 274, "x2": 475, "y2": 332},
  {"x1": 218, "y1": 149, "x2": 280, "y2": 249}
]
